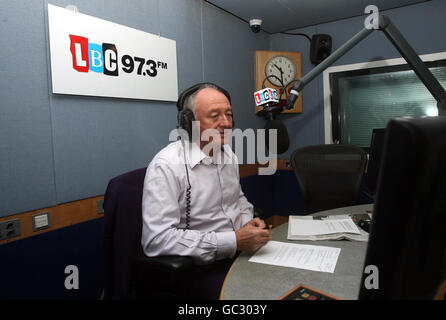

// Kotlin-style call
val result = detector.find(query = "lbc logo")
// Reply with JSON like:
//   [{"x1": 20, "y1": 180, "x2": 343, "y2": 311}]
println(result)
[
  {"x1": 69, "y1": 34, "x2": 167, "y2": 78},
  {"x1": 69, "y1": 34, "x2": 119, "y2": 76}
]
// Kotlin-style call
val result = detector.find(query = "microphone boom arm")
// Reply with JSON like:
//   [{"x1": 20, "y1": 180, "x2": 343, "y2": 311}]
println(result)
[{"x1": 287, "y1": 15, "x2": 446, "y2": 116}]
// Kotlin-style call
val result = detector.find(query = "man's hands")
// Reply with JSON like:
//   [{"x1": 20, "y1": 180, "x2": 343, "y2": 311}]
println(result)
[{"x1": 235, "y1": 218, "x2": 272, "y2": 252}]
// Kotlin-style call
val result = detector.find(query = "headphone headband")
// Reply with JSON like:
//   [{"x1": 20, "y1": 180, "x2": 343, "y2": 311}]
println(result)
[{"x1": 176, "y1": 82, "x2": 231, "y2": 112}]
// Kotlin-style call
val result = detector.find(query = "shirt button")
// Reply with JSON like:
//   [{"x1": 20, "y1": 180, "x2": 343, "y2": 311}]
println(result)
[{"x1": 202, "y1": 157, "x2": 212, "y2": 165}]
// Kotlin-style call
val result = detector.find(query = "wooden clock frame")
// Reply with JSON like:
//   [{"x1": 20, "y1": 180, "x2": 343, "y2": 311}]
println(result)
[{"x1": 254, "y1": 50, "x2": 302, "y2": 114}]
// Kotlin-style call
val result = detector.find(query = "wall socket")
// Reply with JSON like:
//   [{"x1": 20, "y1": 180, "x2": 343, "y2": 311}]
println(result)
[{"x1": 0, "y1": 219, "x2": 21, "y2": 240}]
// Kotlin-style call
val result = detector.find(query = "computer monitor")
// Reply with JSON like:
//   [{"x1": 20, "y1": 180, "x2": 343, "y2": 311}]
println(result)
[
  {"x1": 358, "y1": 116, "x2": 446, "y2": 299},
  {"x1": 365, "y1": 128, "x2": 386, "y2": 197}
]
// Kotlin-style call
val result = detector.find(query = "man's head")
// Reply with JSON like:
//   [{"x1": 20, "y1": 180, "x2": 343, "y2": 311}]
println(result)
[{"x1": 179, "y1": 83, "x2": 233, "y2": 149}]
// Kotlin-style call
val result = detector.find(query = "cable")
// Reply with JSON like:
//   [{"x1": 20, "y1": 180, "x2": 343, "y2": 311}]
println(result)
[
  {"x1": 184, "y1": 164, "x2": 192, "y2": 230},
  {"x1": 262, "y1": 75, "x2": 290, "y2": 100},
  {"x1": 280, "y1": 31, "x2": 312, "y2": 42},
  {"x1": 181, "y1": 139, "x2": 192, "y2": 230},
  {"x1": 262, "y1": 75, "x2": 285, "y2": 89}
]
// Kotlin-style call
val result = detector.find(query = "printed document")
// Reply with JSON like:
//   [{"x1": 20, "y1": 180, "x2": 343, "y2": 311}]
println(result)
[
  {"x1": 287, "y1": 215, "x2": 368, "y2": 242},
  {"x1": 290, "y1": 217, "x2": 360, "y2": 235},
  {"x1": 248, "y1": 241, "x2": 341, "y2": 273}
]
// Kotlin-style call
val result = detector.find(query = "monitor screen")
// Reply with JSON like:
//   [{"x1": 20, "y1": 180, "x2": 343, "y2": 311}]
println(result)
[
  {"x1": 365, "y1": 128, "x2": 385, "y2": 197},
  {"x1": 359, "y1": 116, "x2": 446, "y2": 299}
]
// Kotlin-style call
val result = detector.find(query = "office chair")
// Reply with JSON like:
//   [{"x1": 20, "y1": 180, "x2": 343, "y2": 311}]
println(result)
[
  {"x1": 290, "y1": 144, "x2": 366, "y2": 214},
  {"x1": 102, "y1": 167, "x2": 195, "y2": 299}
]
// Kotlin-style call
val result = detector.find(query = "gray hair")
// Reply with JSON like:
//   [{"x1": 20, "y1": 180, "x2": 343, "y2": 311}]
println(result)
[{"x1": 182, "y1": 83, "x2": 224, "y2": 114}]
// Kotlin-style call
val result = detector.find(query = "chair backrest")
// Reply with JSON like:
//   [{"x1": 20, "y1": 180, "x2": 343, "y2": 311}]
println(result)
[
  {"x1": 290, "y1": 144, "x2": 366, "y2": 214},
  {"x1": 102, "y1": 167, "x2": 147, "y2": 299}
]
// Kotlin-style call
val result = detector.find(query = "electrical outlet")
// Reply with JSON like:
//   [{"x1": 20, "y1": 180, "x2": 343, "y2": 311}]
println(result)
[
  {"x1": 0, "y1": 219, "x2": 21, "y2": 240},
  {"x1": 97, "y1": 199, "x2": 104, "y2": 214}
]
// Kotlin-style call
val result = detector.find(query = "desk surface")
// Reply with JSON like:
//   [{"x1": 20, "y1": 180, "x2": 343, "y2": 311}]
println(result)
[{"x1": 220, "y1": 204, "x2": 373, "y2": 300}]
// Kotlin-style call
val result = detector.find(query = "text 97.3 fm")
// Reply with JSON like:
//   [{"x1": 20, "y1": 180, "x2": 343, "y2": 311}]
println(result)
[{"x1": 69, "y1": 34, "x2": 168, "y2": 77}]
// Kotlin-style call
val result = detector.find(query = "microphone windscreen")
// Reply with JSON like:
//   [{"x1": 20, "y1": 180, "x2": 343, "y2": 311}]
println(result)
[{"x1": 264, "y1": 119, "x2": 290, "y2": 154}]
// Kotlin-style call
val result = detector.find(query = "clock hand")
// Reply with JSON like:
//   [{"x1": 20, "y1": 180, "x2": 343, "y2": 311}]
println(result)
[
  {"x1": 273, "y1": 64, "x2": 285, "y2": 85},
  {"x1": 273, "y1": 63, "x2": 284, "y2": 74}
]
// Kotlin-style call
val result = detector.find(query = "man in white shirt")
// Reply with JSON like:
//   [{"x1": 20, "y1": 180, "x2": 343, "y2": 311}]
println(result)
[{"x1": 141, "y1": 83, "x2": 271, "y2": 299}]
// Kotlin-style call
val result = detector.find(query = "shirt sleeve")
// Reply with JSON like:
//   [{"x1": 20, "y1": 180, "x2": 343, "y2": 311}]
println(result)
[
  {"x1": 234, "y1": 156, "x2": 254, "y2": 229},
  {"x1": 237, "y1": 190, "x2": 254, "y2": 228},
  {"x1": 141, "y1": 161, "x2": 236, "y2": 265}
]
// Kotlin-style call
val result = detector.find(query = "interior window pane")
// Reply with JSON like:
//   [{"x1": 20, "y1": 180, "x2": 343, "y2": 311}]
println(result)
[{"x1": 333, "y1": 64, "x2": 446, "y2": 147}]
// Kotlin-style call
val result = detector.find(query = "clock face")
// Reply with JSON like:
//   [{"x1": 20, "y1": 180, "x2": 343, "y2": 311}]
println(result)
[{"x1": 265, "y1": 55, "x2": 296, "y2": 87}]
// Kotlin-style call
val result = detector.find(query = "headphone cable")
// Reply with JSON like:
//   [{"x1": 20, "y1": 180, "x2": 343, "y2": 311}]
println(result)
[{"x1": 181, "y1": 139, "x2": 192, "y2": 230}]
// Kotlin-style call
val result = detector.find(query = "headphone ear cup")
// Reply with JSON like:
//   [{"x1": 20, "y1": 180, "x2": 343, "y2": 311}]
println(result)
[{"x1": 178, "y1": 109, "x2": 195, "y2": 141}]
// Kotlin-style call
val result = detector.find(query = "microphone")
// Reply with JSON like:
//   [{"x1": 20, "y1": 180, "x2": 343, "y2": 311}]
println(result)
[
  {"x1": 265, "y1": 119, "x2": 290, "y2": 154},
  {"x1": 254, "y1": 88, "x2": 290, "y2": 154},
  {"x1": 286, "y1": 79, "x2": 304, "y2": 110}
]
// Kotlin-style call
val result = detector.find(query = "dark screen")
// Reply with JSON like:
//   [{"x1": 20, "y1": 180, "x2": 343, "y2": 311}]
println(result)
[
  {"x1": 365, "y1": 128, "x2": 386, "y2": 197},
  {"x1": 359, "y1": 116, "x2": 446, "y2": 299}
]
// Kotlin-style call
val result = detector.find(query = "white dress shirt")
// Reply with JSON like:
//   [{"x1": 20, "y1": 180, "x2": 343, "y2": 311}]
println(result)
[{"x1": 141, "y1": 140, "x2": 254, "y2": 265}]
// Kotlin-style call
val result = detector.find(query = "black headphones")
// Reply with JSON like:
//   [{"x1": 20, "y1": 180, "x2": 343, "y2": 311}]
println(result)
[{"x1": 176, "y1": 82, "x2": 234, "y2": 140}]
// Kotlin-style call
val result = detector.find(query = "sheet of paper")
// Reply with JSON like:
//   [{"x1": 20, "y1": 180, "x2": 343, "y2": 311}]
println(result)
[
  {"x1": 248, "y1": 241, "x2": 341, "y2": 273},
  {"x1": 289, "y1": 217, "x2": 360, "y2": 236}
]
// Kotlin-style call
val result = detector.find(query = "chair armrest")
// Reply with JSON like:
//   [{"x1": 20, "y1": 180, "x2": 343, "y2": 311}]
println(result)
[
  {"x1": 132, "y1": 252, "x2": 195, "y2": 273},
  {"x1": 131, "y1": 252, "x2": 196, "y2": 299},
  {"x1": 254, "y1": 207, "x2": 265, "y2": 219}
]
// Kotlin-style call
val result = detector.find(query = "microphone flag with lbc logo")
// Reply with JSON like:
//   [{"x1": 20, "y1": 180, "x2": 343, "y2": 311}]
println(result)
[
  {"x1": 254, "y1": 88, "x2": 279, "y2": 107},
  {"x1": 253, "y1": 88, "x2": 289, "y2": 154}
]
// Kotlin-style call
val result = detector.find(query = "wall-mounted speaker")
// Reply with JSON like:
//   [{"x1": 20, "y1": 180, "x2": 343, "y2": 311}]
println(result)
[{"x1": 310, "y1": 34, "x2": 332, "y2": 65}]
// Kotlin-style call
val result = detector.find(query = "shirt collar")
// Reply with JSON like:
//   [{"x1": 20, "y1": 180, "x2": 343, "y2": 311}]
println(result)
[
  {"x1": 184, "y1": 141, "x2": 232, "y2": 169},
  {"x1": 184, "y1": 141, "x2": 207, "y2": 169}
]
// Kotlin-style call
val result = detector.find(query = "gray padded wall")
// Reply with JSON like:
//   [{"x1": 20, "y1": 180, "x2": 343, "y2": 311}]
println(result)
[
  {"x1": 1, "y1": 0, "x2": 57, "y2": 215},
  {"x1": 202, "y1": 1, "x2": 266, "y2": 131},
  {"x1": 0, "y1": 0, "x2": 269, "y2": 216}
]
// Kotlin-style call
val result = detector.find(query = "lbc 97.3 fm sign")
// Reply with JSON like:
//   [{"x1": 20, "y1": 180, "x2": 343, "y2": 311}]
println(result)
[{"x1": 47, "y1": 4, "x2": 178, "y2": 101}]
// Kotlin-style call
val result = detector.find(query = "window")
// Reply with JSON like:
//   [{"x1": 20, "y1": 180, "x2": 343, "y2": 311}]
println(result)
[{"x1": 325, "y1": 54, "x2": 446, "y2": 148}]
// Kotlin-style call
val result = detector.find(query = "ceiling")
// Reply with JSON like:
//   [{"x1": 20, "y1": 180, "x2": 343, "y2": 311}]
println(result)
[{"x1": 205, "y1": 0, "x2": 430, "y2": 34}]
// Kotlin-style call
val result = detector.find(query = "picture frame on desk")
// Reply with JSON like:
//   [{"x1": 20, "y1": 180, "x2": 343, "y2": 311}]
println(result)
[{"x1": 279, "y1": 284, "x2": 340, "y2": 300}]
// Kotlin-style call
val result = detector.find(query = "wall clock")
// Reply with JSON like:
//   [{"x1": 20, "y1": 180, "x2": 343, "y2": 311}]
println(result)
[
  {"x1": 265, "y1": 55, "x2": 297, "y2": 87},
  {"x1": 255, "y1": 51, "x2": 302, "y2": 114}
]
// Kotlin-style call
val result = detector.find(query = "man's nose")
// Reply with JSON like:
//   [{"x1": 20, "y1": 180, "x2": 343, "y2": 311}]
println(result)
[{"x1": 219, "y1": 115, "x2": 232, "y2": 128}]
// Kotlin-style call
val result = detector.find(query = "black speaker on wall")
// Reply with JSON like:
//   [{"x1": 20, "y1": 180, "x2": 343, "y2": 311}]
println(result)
[{"x1": 310, "y1": 34, "x2": 332, "y2": 65}]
